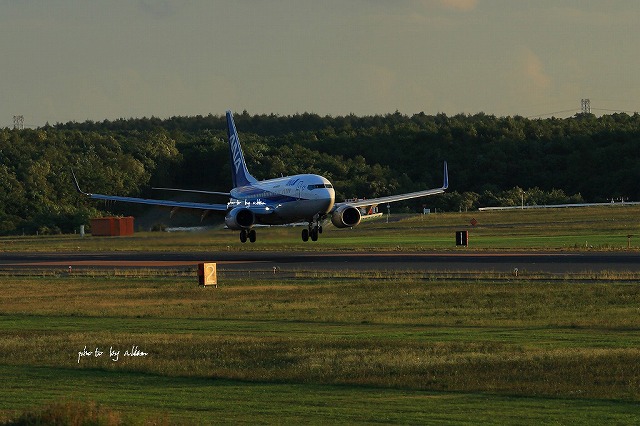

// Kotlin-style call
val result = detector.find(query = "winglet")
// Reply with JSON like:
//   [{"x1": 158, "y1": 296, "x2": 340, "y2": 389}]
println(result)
[
  {"x1": 71, "y1": 169, "x2": 89, "y2": 196},
  {"x1": 442, "y1": 161, "x2": 449, "y2": 190}
]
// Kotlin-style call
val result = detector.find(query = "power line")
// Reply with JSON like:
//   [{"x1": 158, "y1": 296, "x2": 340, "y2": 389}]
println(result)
[
  {"x1": 526, "y1": 109, "x2": 578, "y2": 119},
  {"x1": 526, "y1": 98, "x2": 639, "y2": 119},
  {"x1": 591, "y1": 108, "x2": 638, "y2": 114}
]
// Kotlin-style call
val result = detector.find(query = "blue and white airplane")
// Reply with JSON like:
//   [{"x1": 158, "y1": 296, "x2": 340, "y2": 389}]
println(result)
[{"x1": 73, "y1": 111, "x2": 448, "y2": 243}]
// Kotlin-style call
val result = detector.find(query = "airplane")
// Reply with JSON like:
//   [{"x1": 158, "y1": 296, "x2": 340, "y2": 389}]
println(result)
[{"x1": 73, "y1": 110, "x2": 448, "y2": 243}]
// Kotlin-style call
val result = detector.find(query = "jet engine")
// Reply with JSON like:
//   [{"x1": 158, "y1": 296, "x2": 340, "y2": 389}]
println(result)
[
  {"x1": 225, "y1": 207, "x2": 255, "y2": 230},
  {"x1": 331, "y1": 205, "x2": 361, "y2": 228}
]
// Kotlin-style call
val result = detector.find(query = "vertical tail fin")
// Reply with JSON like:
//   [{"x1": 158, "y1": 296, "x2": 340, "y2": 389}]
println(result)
[{"x1": 226, "y1": 110, "x2": 257, "y2": 188}]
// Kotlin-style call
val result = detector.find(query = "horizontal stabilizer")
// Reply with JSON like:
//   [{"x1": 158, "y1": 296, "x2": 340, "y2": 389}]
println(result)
[
  {"x1": 88, "y1": 193, "x2": 228, "y2": 211},
  {"x1": 153, "y1": 187, "x2": 231, "y2": 197}
]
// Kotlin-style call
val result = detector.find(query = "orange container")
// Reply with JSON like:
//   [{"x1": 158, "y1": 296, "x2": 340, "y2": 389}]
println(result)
[{"x1": 90, "y1": 217, "x2": 134, "y2": 236}]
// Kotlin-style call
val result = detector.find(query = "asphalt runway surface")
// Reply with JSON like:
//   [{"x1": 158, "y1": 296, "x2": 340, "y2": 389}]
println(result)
[{"x1": 1, "y1": 251, "x2": 639, "y2": 274}]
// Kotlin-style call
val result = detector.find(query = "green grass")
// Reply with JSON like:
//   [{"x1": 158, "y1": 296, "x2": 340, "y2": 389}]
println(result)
[
  {"x1": 3, "y1": 366, "x2": 639, "y2": 425},
  {"x1": 1, "y1": 272, "x2": 640, "y2": 423},
  {"x1": 2, "y1": 206, "x2": 640, "y2": 423},
  {"x1": 2, "y1": 204, "x2": 640, "y2": 252}
]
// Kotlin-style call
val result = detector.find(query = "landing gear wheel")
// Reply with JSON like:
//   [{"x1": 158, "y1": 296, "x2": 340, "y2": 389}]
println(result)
[
  {"x1": 240, "y1": 229, "x2": 247, "y2": 243},
  {"x1": 301, "y1": 228, "x2": 309, "y2": 242},
  {"x1": 310, "y1": 227, "x2": 319, "y2": 241},
  {"x1": 318, "y1": 225, "x2": 323, "y2": 234},
  {"x1": 248, "y1": 229, "x2": 257, "y2": 243}
]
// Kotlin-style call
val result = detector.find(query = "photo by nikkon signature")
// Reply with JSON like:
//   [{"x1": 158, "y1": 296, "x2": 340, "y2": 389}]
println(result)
[{"x1": 77, "y1": 345, "x2": 148, "y2": 363}]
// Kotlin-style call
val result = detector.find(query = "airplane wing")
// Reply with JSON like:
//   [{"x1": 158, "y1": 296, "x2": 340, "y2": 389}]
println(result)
[
  {"x1": 335, "y1": 161, "x2": 448, "y2": 209},
  {"x1": 71, "y1": 170, "x2": 228, "y2": 212}
]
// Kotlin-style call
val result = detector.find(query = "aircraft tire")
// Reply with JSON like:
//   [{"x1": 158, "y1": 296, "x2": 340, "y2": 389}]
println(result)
[
  {"x1": 302, "y1": 228, "x2": 309, "y2": 242},
  {"x1": 249, "y1": 229, "x2": 257, "y2": 243},
  {"x1": 240, "y1": 230, "x2": 247, "y2": 243},
  {"x1": 311, "y1": 227, "x2": 318, "y2": 241}
]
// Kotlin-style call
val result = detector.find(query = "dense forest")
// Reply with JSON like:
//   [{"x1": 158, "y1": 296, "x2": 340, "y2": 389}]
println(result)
[{"x1": 1, "y1": 111, "x2": 639, "y2": 234}]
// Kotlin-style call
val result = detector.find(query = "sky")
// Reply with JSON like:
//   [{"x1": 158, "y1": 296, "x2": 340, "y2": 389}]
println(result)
[{"x1": 2, "y1": 0, "x2": 640, "y2": 127}]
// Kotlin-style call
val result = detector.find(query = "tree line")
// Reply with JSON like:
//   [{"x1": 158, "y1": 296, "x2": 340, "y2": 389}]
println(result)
[{"x1": 1, "y1": 111, "x2": 638, "y2": 234}]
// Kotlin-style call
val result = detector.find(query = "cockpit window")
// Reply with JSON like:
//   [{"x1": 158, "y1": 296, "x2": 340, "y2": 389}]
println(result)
[{"x1": 307, "y1": 183, "x2": 333, "y2": 190}]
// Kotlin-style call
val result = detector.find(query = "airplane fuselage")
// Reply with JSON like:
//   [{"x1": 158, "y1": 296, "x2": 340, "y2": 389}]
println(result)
[{"x1": 229, "y1": 173, "x2": 335, "y2": 225}]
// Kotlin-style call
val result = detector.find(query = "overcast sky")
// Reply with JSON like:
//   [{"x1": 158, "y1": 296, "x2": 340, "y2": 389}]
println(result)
[{"x1": 2, "y1": 0, "x2": 639, "y2": 127}]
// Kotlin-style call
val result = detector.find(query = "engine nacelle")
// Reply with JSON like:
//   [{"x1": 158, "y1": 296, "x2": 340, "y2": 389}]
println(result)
[
  {"x1": 331, "y1": 205, "x2": 361, "y2": 228},
  {"x1": 225, "y1": 207, "x2": 255, "y2": 230}
]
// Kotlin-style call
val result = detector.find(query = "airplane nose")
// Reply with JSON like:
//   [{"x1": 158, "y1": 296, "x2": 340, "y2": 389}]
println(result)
[{"x1": 323, "y1": 188, "x2": 335, "y2": 213}]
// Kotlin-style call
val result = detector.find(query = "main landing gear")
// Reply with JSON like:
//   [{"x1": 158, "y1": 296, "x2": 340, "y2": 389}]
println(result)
[
  {"x1": 301, "y1": 222, "x2": 322, "y2": 242},
  {"x1": 240, "y1": 229, "x2": 257, "y2": 243}
]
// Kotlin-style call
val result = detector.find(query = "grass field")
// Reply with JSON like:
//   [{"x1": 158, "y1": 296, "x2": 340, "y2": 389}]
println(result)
[
  {"x1": 1, "y1": 206, "x2": 640, "y2": 423},
  {"x1": 1, "y1": 204, "x2": 640, "y2": 252},
  {"x1": 1, "y1": 270, "x2": 640, "y2": 424}
]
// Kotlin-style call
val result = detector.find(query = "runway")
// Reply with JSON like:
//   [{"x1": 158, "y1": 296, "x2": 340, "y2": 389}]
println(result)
[{"x1": 0, "y1": 251, "x2": 639, "y2": 274}]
